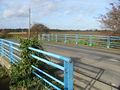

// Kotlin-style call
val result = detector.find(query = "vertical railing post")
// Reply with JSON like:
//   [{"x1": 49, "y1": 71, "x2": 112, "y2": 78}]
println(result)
[
  {"x1": 50, "y1": 34, "x2": 53, "y2": 40},
  {"x1": 64, "y1": 61, "x2": 68, "y2": 90},
  {"x1": 107, "y1": 36, "x2": 110, "y2": 48},
  {"x1": 64, "y1": 34, "x2": 66, "y2": 43},
  {"x1": 51, "y1": 34, "x2": 53, "y2": 41},
  {"x1": 89, "y1": 35, "x2": 93, "y2": 46},
  {"x1": 55, "y1": 34, "x2": 58, "y2": 42},
  {"x1": 41, "y1": 34, "x2": 43, "y2": 40},
  {"x1": 75, "y1": 34, "x2": 78, "y2": 44},
  {"x1": 38, "y1": 34, "x2": 40, "y2": 40},
  {"x1": 1, "y1": 40, "x2": 4, "y2": 57},
  {"x1": 9, "y1": 43, "x2": 13, "y2": 62},
  {"x1": 64, "y1": 59, "x2": 73, "y2": 90},
  {"x1": 48, "y1": 34, "x2": 50, "y2": 41},
  {"x1": 42, "y1": 34, "x2": 45, "y2": 40}
]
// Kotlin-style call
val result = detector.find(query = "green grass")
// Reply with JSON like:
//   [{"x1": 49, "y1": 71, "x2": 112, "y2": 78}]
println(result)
[
  {"x1": 66, "y1": 39, "x2": 89, "y2": 45},
  {"x1": 42, "y1": 39, "x2": 90, "y2": 45}
]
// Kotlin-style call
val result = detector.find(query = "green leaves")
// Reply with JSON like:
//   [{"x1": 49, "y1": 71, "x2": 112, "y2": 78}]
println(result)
[
  {"x1": 0, "y1": 65, "x2": 8, "y2": 79},
  {"x1": 10, "y1": 38, "x2": 62, "y2": 89},
  {"x1": 10, "y1": 38, "x2": 48, "y2": 89}
]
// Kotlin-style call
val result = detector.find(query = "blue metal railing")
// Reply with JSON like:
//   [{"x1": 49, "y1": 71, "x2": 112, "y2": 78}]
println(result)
[
  {"x1": 0, "y1": 39, "x2": 73, "y2": 90},
  {"x1": 0, "y1": 39, "x2": 21, "y2": 64},
  {"x1": 40, "y1": 34, "x2": 120, "y2": 49}
]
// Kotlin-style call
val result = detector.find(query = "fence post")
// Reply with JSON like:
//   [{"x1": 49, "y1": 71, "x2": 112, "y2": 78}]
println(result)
[
  {"x1": 75, "y1": 34, "x2": 78, "y2": 44},
  {"x1": 55, "y1": 34, "x2": 58, "y2": 42},
  {"x1": 107, "y1": 36, "x2": 110, "y2": 48},
  {"x1": 64, "y1": 60, "x2": 73, "y2": 90},
  {"x1": 38, "y1": 34, "x2": 40, "y2": 40},
  {"x1": 1, "y1": 40, "x2": 4, "y2": 57},
  {"x1": 9, "y1": 43, "x2": 13, "y2": 62},
  {"x1": 64, "y1": 34, "x2": 67, "y2": 43},
  {"x1": 48, "y1": 34, "x2": 50, "y2": 41},
  {"x1": 42, "y1": 34, "x2": 46, "y2": 40},
  {"x1": 41, "y1": 34, "x2": 43, "y2": 40},
  {"x1": 89, "y1": 35, "x2": 93, "y2": 46}
]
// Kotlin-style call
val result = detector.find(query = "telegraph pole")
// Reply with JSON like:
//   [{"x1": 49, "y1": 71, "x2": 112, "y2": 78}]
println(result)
[{"x1": 28, "y1": 8, "x2": 31, "y2": 38}]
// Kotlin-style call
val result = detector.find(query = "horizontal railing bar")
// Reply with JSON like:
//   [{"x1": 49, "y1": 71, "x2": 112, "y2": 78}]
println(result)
[
  {"x1": 5, "y1": 55, "x2": 10, "y2": 60},
  {"x1": 11, "y1": 60, "x2": 17, "y2": 65},
  {"x1": 30, "y1": 54, "x2": 64, "y2": 71},
  {"x1": 12, "y1": 46, "x2": 22, "y2": 52},
  {"x1": 4, "y1": 51, "x2": 9, "y2": 57},
  {"x1": 110, "y1": 36, "x2": 120, "y2": 38},
  {"x1": 1, "y1": 39, "x2": 20, "y2": 46},
  {"x1": 110, "y1": 45, "x2": 120, "y2": 46},
  {"x1": 32, "y1": 65, "x2": 64, "y2": 86},
  {"x1": 12, "y1": 57, "x2": 19, "y2": 62},
  {"x1": 110, "y1": 42, "x2": 120, "y2": 43},
  {"x1": 28, "y1": 47, "x2": 71, "y2": 62},
  {"x1": 3, "y1": 48, "x2": 9, "y2": 53},
  {"x1": 4, "y1": 52, "x2": 10, "y2": 60},
  {"x1": 94, "y1": 38, "x2": 107, "y2": 39},
  {"x1": 111, "y1": 39, "x2": 120, "y2": 40},
  {"x1": 11, "y1": 53, "x2": 21, "y2": 60},
  {"x1": 3, "y1": 43, "x2": 9, "y2": 47},
  {"x1": 32, "y1": 72, "x2": 61, "y2": 90}
]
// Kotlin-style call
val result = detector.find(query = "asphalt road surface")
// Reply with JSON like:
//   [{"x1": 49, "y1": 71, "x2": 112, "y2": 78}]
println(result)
[{"x1": 43, "y1": 43, "x2": 120, "y2": 90}]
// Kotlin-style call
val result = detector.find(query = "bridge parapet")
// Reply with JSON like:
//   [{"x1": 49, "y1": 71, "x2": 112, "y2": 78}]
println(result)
[{"x1": 40, "y1": 34, "x2": 120, "y2": 49}]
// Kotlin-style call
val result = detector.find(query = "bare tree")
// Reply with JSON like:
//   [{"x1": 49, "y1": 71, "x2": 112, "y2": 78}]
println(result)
[
  {"x1": 30, "y1": 23, "x2": 49, "y2": 38},
  {"x1": 100, "y1": 1, "x2": 120, "y2": 33}
]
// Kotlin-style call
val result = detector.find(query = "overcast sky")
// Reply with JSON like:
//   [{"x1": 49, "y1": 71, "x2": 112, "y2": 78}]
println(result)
[{"x1": 0, "y1": 0, "x2": 116, "y2": 30}]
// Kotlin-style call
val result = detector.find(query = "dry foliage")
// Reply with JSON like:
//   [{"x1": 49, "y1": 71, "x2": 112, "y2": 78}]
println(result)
[{"x1": 100, "y1": 0, "x2": 120, "y2": 34}]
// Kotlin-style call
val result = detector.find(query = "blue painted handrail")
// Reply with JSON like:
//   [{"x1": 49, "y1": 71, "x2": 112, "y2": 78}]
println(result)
[
  {"x1": 28, "y1": 47, "x2": 73, "y2": 90},
  {"x1": 0, "y1": 39, "x2": 74, "y2": 90},
  {"x1": 0, "y1": 39, "x2": 21, "y2": 63},
  {"x1": 40, "y1": 34, "x2": 120, "y2": 49}
]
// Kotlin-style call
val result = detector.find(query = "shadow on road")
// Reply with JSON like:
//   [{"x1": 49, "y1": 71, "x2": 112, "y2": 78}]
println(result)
[{"x1": 71, "y1": 57, "x2": 105, "y2": 90}]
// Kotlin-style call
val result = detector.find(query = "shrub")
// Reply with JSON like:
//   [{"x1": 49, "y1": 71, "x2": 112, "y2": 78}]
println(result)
[
  {"x1": 0, "y1": 65, "x2": 8, "y2": 79},
  {"x1": 10, "y1": 38, "x2": 62, "y2": 89}
]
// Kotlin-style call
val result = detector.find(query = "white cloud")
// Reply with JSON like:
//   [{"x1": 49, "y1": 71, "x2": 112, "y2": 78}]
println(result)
[
  {"x1": 63, "y1": 5, "x2": 82, "y2": 15},
  {"x1": 64, "y1": 10, "x2": 72, "y2": 15},
  {"x1": 2, "y1": 0, "x2": 78, "y2": 19},
  {"x1": 3, "y1": 6, "x2": 29, "y2": 19},
  {"x1": 3, "y1": 10, "x2": 14, "y2": 18},
  {"x1": 42, "y1": 2, "x2": 61, "y2": 14},
  {"x1": 76, "y1": 14, "x2": 83, "y2": 21},
  {"x1": 75, "y1": 7, "x2": 96, "y2": 22},
  {"x1": 2, "y1": 0, "x2": 63, "y2": 19},
  {"x1": 32, "y1": 0, "x2": 44, "y2": 3},
  {"x1": 31, "y1": 0, "x2": 63, "y2": 18}
]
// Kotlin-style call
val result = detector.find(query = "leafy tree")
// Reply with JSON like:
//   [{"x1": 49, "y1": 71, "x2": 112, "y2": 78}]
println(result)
[
  {"x1": 30, "y1": 23, "x2": 49, "y2": 38},
  {"x1": 100, "y1": 0, "x2": 120, "y2": 32}
]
